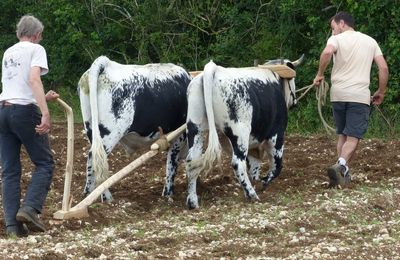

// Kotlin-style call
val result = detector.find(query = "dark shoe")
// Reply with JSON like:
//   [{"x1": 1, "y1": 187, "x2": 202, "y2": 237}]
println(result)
[
  {"x1": 327, "y1": 163, "x2": 351, "y2": 188},
  {"x1": 16, "y1": 206, "x2": 46, "y2": 232},
  {"x1": 6, "y1": 223, "x2": 29, "y2": 238}
]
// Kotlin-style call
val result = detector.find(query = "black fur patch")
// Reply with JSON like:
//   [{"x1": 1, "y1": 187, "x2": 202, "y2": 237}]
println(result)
[
  {"x1": 223, "y1": 125, "x2": 246, "y2": 161},
  {"x1": 107, "y1": 73, "x2": 190, "y2": 137},
  {"x1": 187, "y1": 121, "x2": 199, "y2": 148}
]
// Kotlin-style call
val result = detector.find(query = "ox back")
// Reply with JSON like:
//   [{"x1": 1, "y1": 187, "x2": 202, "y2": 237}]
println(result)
[{"x1": 78, "y1": 56, "x2": 191, "y2": 202}]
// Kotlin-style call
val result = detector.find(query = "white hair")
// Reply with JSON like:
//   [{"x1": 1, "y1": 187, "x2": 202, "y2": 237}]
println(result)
[{"x1": 16, "y1": 15, "x2": 44, "y2": 38}]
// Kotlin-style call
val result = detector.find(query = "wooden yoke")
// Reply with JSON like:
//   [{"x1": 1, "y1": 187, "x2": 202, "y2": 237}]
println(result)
[
  {"x1": 256, "y1": 64, "x2": 296, "y2": 78},
  {"x1": 189, "y1": 71, "x2": 202, "y2": 77},
  {"x1": 189, "y1": 64, "x2": 296, "y2": 79}
]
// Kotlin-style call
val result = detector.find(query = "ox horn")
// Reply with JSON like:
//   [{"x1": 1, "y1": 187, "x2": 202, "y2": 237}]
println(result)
[{"x1": 292, "y1": 54, "x2": 305, "y2": 67}]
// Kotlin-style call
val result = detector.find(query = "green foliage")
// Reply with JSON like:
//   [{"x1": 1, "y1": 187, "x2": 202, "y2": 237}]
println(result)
[
  {"x1": 48, "y1": 86, "x2": 83, "y2": 123},
  {"x1": 0, "y1": 0, "x2": 399, "y2": 137}
]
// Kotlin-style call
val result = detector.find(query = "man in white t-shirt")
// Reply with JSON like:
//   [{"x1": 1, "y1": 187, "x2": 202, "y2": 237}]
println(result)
[
  {"x1": 0, "y1": 15, "x2": 59, "y2": 237},
  {"x1": 313, "y1": 11, "x2": 389, "y2": 188}
]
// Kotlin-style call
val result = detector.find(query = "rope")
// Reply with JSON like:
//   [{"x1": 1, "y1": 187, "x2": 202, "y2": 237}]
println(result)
[
  {"x1": 316, "y1": 81, "x2": 335, "y2": 134},
  {"x1": 371, "y1": 104, "x2": 395, "y2": 135},
  {"x1": 296, "y1": 80, "x2": 335, "y2": 134}
]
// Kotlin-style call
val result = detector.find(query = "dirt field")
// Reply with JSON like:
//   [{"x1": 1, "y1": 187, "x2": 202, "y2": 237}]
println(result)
[{"x1": 0, "y1": 123, "x2": 399, "y2": 259}]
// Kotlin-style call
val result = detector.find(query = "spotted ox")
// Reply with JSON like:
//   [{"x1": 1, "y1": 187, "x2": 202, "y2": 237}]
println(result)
[
  {"x1": 184, "y1": 56, "x2": 303, "y2": 209},
  {"x1": 78, "y1": 56, "x2": 191, "y2": 202}
]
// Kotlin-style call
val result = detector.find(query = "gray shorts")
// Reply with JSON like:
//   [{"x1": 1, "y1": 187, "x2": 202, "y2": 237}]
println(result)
[{"x1": 332, "y1": 102, "x2": 370, "y2": 139}]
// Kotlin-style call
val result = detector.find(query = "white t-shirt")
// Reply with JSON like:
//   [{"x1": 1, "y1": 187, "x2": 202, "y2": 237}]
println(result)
[
  {"x1": 1, "y1": 41, "x2": 48, "y2": 105},
  {"x1": 327, "y1": 30, "x2": 383, "y2": 105}
]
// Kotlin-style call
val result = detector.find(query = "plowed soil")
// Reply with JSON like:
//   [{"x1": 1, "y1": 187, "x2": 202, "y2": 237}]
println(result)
[{"x1": 0, "y1": 123, "x2": 399, "y2": 259}]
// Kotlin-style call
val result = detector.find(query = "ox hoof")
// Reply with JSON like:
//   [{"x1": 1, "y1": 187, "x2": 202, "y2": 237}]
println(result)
[
  {"x1": 101, "y1": 197, "x2": 113, "y2": 204},
  {"x1": 186, "y1": 195, "x2": 199, "y2": 210},
  {"x1": 261, "y1": 177, "x2": 273, "y2": 190},
  {"x1": 250, "y1": 174, "x2": 260, "y2": 182},
  {"x1": 162, "y1": 195, "x2": 174, "y2": 204},
  {"x1": 261, "y1": 181, "x2": 270, "y2": 190},
  {"x1": 246, "y1": 192, "x2": 260, "y2": 202},
  {"x1": 162, "y1": 188, "x2": 173, "y2": 198},
  {"x1": 100, "y1": 190, "x2": 113, "y2": 203},
  {"x1": 162, "y1": 190, "x2": 175, "y2": 204}
]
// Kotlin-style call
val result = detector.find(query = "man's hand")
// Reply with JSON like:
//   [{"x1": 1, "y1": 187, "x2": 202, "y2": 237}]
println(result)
[
  {"x1": 35, "y1": 113, "x2": 51, "y2": 135},
  {"x1": 313, "y1": 75, "x2": 324, "y2": 86},
  {"x1": 371, "y1": 91, "x2": 385, "y2": 105},
  {"x1": 45, "y1": 90, "x2": 59, "y2": 101}
]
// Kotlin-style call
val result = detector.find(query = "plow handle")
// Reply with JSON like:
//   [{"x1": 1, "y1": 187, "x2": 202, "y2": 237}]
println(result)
[{"x1": 55, "y1": 98, "x2": 74, "y2": 212}]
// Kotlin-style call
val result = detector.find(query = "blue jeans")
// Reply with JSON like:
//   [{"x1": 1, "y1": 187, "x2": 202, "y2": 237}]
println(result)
[{"x1": 0, "y1": 103, "x2": 54, "y2": 227}]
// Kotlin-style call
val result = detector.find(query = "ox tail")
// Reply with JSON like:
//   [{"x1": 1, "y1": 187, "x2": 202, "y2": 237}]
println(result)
[
  {"x1": 201, "y1": 60, "x2": 222, "y2": 174},
  {"x1": 88, "y1": 56, "x2": 110, "y2": 185}
]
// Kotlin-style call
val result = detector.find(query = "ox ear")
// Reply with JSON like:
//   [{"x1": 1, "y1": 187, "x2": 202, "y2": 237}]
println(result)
[{"x1": 291, "y1": 54, "x2": 305, "y2": 68}]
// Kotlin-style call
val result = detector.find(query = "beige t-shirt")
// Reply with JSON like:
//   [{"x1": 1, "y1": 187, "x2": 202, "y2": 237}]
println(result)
[{"x1": 327, "y1": 30, "x2": 383, "y2": 105}]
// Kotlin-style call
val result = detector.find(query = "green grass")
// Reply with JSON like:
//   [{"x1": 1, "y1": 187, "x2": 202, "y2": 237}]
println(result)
[
  {"x1": 135, "y1": 229, "x2": 146, "y2": 238},
  {"x1": 195, "y1": 220, "x2": 207, "y2": 230}
]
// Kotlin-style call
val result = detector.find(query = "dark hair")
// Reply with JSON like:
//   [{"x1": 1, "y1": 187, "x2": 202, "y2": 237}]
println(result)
[{"x1": 330, "y1": 11, "x2": 355, "y2": 28}]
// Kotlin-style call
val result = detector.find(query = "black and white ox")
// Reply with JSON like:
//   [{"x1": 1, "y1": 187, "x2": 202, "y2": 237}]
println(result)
[
  {"x1": 78, "y1": 56, "x2": 191, "y2": 201},
  {"x1": 184, "y1": 56, "x2": 303, "y2": 209}
]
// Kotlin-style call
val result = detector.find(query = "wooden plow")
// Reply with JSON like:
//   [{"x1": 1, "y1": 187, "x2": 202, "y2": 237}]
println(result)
[{"x1": 53, "y1": 98, "x2": 186, "y2": 219}]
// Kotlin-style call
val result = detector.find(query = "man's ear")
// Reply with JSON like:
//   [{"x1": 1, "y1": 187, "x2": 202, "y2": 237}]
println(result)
[{"x1": 32, "y1": 32, "x2": 42, "y2": 43}]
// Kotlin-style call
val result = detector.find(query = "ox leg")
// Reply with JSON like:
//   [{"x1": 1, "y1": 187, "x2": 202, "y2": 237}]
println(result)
[
  {"x1": 225, "y1": 127, "x2": 259, "y2": 202},
  {"x1": 84, "y1": 151, "x2": 113, "y2": 202},
  {"x1": 185, "y1": 121, "x2": 205, "y2": 209},
  {"x1": 185, "y1": 76, "x2": 207, "y2": 209},
  {"x1": 262, "y1": 134, "x2": 284, "y2": 188},
  {"x1": 162, "y1": 133, "x2": 187, "y2": 200},
  {"x1": 247, "y1": 155, "x2": 262, "y2": 181}
]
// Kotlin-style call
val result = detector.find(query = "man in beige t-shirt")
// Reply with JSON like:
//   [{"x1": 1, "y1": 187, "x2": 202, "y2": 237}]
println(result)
[{"x1": 313, "y1": 11, "x2": 389, "y2": 188}]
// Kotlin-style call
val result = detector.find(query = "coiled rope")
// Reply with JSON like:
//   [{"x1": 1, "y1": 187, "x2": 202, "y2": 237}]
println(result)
[{"x1": 296, "y1": 80, "x2": 335, "y2": 134}]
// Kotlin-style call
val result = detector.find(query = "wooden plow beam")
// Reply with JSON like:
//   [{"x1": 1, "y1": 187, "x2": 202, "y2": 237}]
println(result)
[
  {"x1": 53, "y1": 105, "x2": 187, "y2": 219},
  {"x1": 189, "y1": 64, "x2": 296, "y2": 79}
]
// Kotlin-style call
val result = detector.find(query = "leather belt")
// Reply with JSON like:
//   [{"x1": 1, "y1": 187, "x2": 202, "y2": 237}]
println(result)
[{"x1": 0, "y1": 101, "x2": 14, "y2": 106}]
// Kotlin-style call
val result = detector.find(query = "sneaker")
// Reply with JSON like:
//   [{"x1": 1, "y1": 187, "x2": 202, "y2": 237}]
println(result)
[
  {"x1": 16, "y1": 206, "x2": 46, "y2": 232},
  {"x1": 327, "y1": 163, "x2": 351, "y2": 188},
  {"x1": 6, "y1": 223, "x2": 29, "y2": 238}
]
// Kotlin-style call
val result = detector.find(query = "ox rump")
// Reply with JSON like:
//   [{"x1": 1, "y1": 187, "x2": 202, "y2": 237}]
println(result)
[
  {"x1": 184, "y1": 56, "x2": 302, "y2": 209},
  {"x1": 78, "y1": 56, "x2": 191, "y2": 202}
]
